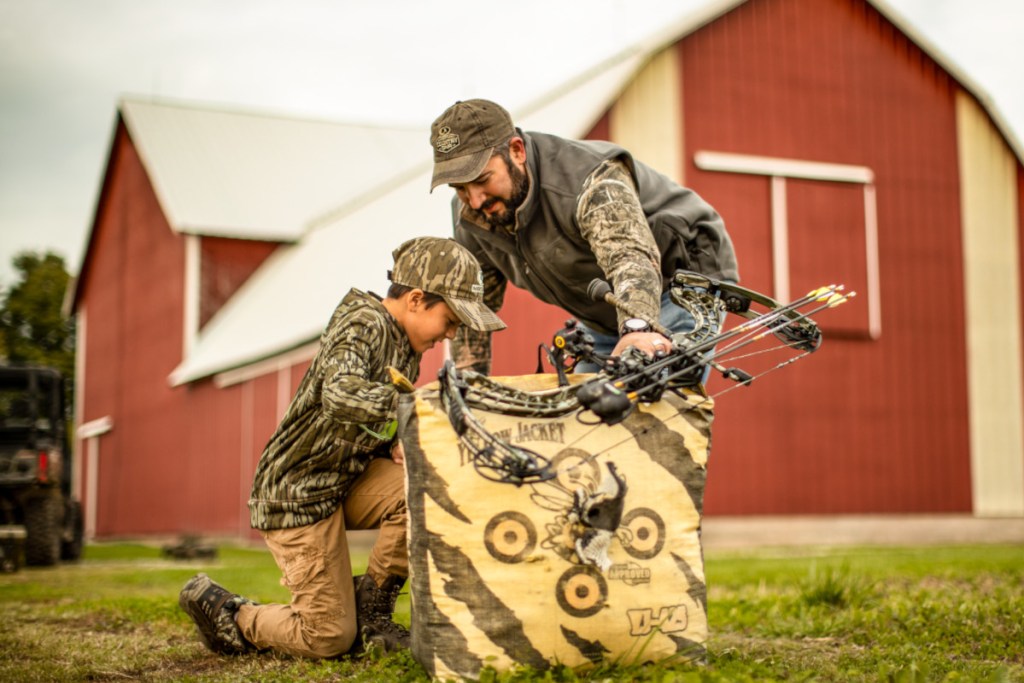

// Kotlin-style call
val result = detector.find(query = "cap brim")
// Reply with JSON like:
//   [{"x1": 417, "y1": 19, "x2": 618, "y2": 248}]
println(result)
[
  {"x1": 430, "y1": 147, "x2": 493, "y2": 191},
  {"x1": 446, "y1": 296, "x2": 507, "y2": 333}
]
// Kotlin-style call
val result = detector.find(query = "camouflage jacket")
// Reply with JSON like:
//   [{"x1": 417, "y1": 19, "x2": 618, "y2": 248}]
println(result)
[
  {"x1": 451, "y1": 130, "x2": 737, "y2": 374},
  {"x1": 248, "y1": 289, "x2": 419, "y2": 530}
]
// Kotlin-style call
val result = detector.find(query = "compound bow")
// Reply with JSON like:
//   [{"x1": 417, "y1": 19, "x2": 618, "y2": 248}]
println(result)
[{"x1": 438, "y1": 269, "x2": 853, "y2": 485}]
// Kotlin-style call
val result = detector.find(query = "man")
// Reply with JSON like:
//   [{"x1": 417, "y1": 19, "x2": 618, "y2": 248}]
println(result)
[{"x1": 429, "y1": 98, "x2": 738, "y2": 374}]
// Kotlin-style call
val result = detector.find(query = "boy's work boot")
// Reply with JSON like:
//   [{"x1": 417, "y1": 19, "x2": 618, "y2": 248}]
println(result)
[
  {"x1": 179, "y1": 573, "x2": 255, "y2": 655},
  {"x1": 353, "y1": 573, "x2": 410, "y2": 653}
]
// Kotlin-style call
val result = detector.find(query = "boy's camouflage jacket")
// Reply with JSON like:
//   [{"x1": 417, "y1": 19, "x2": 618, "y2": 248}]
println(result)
[{"x1": 248, "y1": 289, "x2": 418, "y2": 530}]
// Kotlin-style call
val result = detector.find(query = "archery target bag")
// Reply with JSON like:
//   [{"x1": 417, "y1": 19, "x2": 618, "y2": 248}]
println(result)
[{"x1": 398, "y1": 373, "x2": 714, "y2": 681}]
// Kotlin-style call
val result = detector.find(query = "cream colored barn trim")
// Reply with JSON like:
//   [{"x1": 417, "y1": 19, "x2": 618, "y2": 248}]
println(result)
[
  {"x1": 770, "y1": 176, "x2": 790, "y2": 303},
  {"x1": 213, "y1": 340, "x2": 320, "y2": 388},
  {"x1": 183, "y1": 234, "x2": 200, "y2": 358},
  {"x1": 77, "y1": 416, "x2": 114, "y2": 439},
  {"x1": 957, "y1": 92, "x2": 1024, "y2": 516},
  {"x1": 239, "y1": 380, "x2": 254, "y2": 535},
  {"x1": 608, "y1": 46, "x2": 682, "y2": 181},
  {"x1": 694, "y1": 151, "x2": 874, "y2": 184},
  {"x1": 862, "y1": 185, "x2": 883, "y2": 339},
  {"x1": 76, "y1": 416, "x2": 113, "y2": 540}
]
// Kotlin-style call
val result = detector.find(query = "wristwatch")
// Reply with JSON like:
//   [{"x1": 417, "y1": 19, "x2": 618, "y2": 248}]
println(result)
[{"x1": 620, "y1": 318, "x2": 651, "y2": 336}]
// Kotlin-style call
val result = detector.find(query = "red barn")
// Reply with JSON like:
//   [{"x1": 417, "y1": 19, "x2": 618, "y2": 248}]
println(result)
[{"x1": 71, "y1": 0, "x2": 1024, "y2": 540}]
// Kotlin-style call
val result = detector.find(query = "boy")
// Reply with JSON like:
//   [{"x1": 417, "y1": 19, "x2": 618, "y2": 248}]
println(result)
[{"x1": 178, "y1": 236, "x2": 505, "y2": 658}]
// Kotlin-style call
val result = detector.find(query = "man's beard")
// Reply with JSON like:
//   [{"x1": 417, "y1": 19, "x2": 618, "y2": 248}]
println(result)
[{"x1": 471, "y1": 157, "x2": 529, "y2": 231}]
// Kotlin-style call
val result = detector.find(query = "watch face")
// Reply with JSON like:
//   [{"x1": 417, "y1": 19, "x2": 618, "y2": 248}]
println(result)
[{"x1": 623, "y1": 318, "x2": 649, "y2": 333}]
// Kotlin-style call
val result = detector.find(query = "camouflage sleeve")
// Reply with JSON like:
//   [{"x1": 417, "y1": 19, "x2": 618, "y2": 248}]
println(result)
[
  {"x1": 321, "y1": 317, "x2": 398, "y2": 425},
  {"x1": 576, "y1": 158, "x2": 662, "y2": 330},
  {"x1": 450, "y1": 258, "x2": 507, "y2": 375}
]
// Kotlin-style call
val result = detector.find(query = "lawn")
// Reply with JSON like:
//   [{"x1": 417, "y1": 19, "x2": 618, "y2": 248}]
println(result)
[{"x1": 0, "y1": 541, "x2": 1021, "y2": 682}]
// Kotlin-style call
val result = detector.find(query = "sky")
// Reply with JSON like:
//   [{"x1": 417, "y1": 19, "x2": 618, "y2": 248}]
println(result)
[{"x1": 1, "y1": 0, "x2": 1022, "y2": 289}]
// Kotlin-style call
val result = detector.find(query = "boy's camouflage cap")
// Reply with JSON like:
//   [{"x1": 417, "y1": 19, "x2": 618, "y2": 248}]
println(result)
[
  {"x1": 430, "y1": 99, "x2": 515, "y2": 191},
  {"x1": 389, "y1": 237, "x2": 506, "y2": 332}
]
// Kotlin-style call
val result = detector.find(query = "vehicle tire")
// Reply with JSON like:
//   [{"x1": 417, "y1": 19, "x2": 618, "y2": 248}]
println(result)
[
  {"x1": 23, "y1": 490, "x2": 61, "y2": 566},
  {"x1": 60, "y1": 499, "x2": 84, "y2": 561}
]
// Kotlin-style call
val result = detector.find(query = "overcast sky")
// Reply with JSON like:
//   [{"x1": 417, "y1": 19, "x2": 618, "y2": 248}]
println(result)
[{"x1": 1, "y1": 0, "x2": 1021, "y2": 288}]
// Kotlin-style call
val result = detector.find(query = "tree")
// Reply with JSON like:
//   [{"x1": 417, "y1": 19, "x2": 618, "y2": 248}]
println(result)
[{"x1": 0, "y1": 251, "x2": 76, "y2": 387}]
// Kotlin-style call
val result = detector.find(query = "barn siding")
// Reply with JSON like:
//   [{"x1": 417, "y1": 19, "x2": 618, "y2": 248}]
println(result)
[
  {"x1": 76, "y1": 122, "x2": 192, "y2": 535},
  {"x1": 678, "y1": 0, "x2": 973, "y2": 513},
  {"x1": 178, "y1": 379, "x2": 244, "y2": 534},
  {"x1": 199, "y1": 236, "x2": 278, "y2": 328},
  {"x1": 75, "y1": 125, "x2": 308, "y2": 538}
]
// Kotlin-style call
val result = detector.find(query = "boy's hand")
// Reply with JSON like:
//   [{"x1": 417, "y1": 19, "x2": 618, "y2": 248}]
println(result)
[
  {"x1": 390, "y1": 440, "x2": 405, "y2": 466},
  {"x1": 387, "y1": 367, "x2": 416, "y2": 393}
]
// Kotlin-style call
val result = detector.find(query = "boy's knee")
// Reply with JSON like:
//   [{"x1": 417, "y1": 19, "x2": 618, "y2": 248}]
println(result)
[
  {"x1": 385, "y1": 494, "x2": 406, "y2": 518},
  {"x1": 303, "y1": 616, "x2": 357, "y2": 658},
  {"x1": 308, "y1": 631, "x2": 356, "y2": 658}
]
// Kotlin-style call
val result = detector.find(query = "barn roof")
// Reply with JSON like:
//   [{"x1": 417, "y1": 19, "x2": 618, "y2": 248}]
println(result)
[
  {"x1": 75, "y1": 0, "x2": 1019, "y2": 385},
  {"x1": 120, "y1": 100, "x2": 427, "y2": 242}
]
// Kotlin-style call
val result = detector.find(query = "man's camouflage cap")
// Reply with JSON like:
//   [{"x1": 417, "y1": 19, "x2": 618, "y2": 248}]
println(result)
[
  {"x1": 389, "y1": 237, "x2": 506, "y2": 332},
  {"x1": 430, "y1": 99, "x2": 515, "y2": 191}
]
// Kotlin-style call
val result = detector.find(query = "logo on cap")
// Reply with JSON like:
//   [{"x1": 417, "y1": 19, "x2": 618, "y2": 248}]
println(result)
[{"x1": 435, "y1": 126, "x2": 460, "y2": 154}]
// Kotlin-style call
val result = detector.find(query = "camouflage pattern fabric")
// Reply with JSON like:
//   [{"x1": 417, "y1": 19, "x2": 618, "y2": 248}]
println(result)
[
  {"x1": 450, "y1": 259, "x2": 507, "y2": 375},
  {"x1": 390, "y1": 236, "x2": 505, "y2": 333},
  {"x1": 249, "y1": 289, "x2": 419, "y2": 531},
  {"x1": 399, "y1": 374, "x2": 713, "y2": 680},
  {"x1": 178, "y1": 573, "x2": 256, "y2": 655},
  {"x1": 576, "y1": 159, "x2": 663, "y2": 329}
]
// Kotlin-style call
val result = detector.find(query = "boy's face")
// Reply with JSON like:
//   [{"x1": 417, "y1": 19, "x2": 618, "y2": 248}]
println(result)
[{"x1": 404, "y1": 295, "x2": 461, "y2": 354}]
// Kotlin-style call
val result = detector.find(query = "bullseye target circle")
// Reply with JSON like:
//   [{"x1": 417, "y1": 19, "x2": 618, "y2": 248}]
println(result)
[
  {"x1": 621, "y1": 507, "x2": 666, "y2": 559},
  {"x1": 555, "y1": 565, "x2": 608, "y2": 618},
  {"x1": 484, "y1": 511, "x2": 537, "y2": 563},
  {"x1": 550, "y1": 448, "x2": 600, "y2": 491}
]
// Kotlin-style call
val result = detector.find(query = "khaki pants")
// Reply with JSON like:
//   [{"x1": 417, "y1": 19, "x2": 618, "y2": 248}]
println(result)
[{"x1": 235, "y1": 458, "x2": 407, "y2": 658}]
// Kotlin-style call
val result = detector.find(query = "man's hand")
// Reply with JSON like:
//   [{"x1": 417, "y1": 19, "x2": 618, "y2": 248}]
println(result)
[{"x1": 612, "y1": 331, "x2": 672, "y2": 358}]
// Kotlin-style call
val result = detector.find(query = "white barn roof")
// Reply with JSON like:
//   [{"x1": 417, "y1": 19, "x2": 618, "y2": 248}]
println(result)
[{"x1": 121, "y1": 99, "x2": 427, "y2": 242}]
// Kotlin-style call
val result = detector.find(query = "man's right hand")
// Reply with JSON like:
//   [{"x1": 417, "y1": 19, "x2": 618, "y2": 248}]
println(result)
[{"x1": 612, "y1": 331, "x2": 672, "y2": 358}]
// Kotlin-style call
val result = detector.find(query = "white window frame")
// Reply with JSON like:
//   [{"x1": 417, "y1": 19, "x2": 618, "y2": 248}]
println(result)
[{"x1": 694, "y1": 151, "x2": 881, "y2": 339}]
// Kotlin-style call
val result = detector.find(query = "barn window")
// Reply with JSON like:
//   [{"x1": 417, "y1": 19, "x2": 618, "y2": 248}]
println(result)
[{"x1": 694, "y1": 151, "x2": 881, "y2": 340}]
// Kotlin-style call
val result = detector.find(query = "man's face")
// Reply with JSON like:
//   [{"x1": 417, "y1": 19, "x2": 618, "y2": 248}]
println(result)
[{"x1": 450, "y1": 141, "x2": 529, "y2": 231}]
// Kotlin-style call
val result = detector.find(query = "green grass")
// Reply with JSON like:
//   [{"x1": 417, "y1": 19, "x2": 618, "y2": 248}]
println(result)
[{"x1": 0, "y1": 542, "x2": 1021, "y2": 681}]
